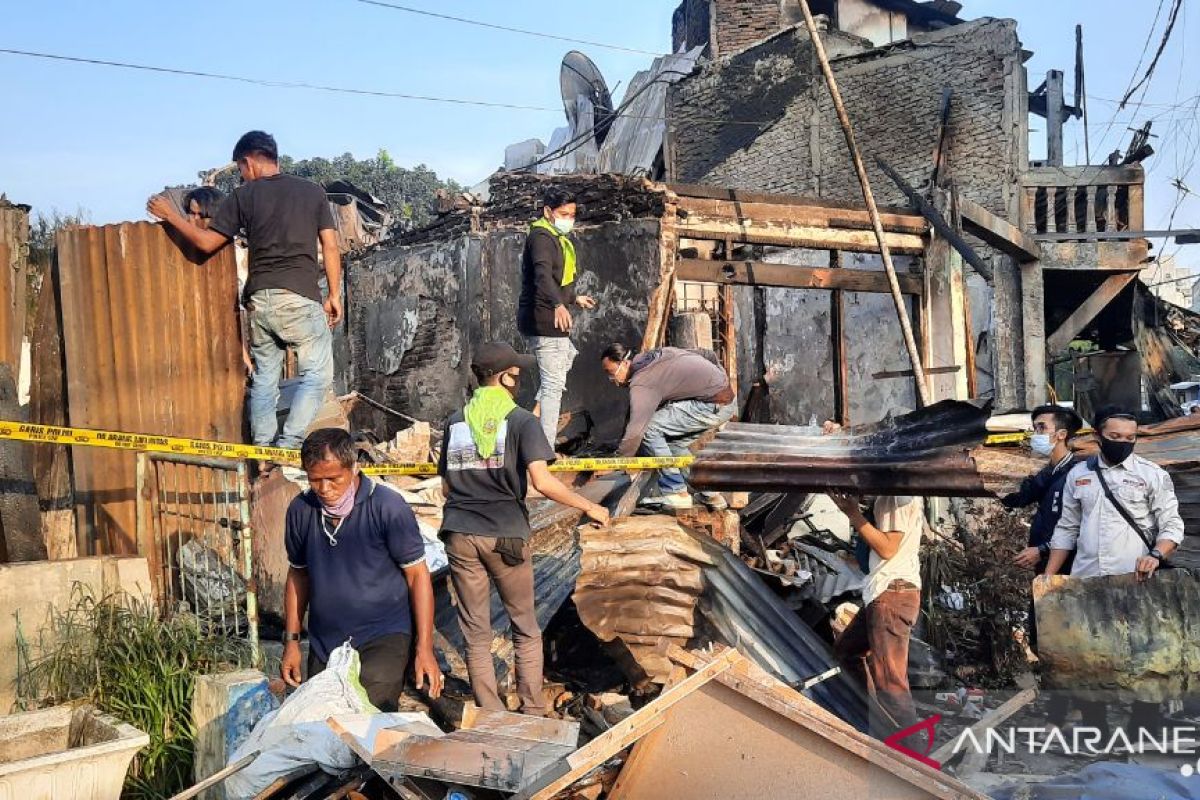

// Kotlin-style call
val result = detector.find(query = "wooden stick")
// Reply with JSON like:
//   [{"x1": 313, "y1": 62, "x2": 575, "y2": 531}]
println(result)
[
  {"x1": 168, "y1": 750, "x2": 260, "y2": 800},
  {"x1": 928, "y1": 688, "x2": 1037, "y2": 767},
  {"x1": 796, "y1": 0, "x2": 931, "y2": 407}
]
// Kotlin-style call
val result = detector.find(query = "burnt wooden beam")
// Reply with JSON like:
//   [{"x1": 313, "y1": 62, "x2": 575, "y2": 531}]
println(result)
[
  {"x1": 1045, "y1": 271, "x2": 1138, "y2": 352},
  {"x1": 875, "y1": 156, "x2": 994, "y2": 282},
  {"x1": 1034, "y1": 228, "x2": 1194, "y2": 242},
  {"x1": 675, "y1": 259, "x2": 924, "y2": 295},
  {"x1": 958, "y1": 195, "x2": 1042, "y2": 263},
  {"x1": 668, "y1": 183, "x2": 917, "y2": 218},
  {"x1": 873, "y1": 365, "x2": 961, "y2": 380},
  {"x1": 929, "y1": 87, "x2": 953, "y2": 190}
]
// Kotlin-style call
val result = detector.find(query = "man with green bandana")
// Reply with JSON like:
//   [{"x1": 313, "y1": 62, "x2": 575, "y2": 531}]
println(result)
[
  {"x1": 518, "y1": 187, "x2": 597, "y2": 449},
  {"x1": 438, "y1": 341, "x2": 609, "y2": 715}
]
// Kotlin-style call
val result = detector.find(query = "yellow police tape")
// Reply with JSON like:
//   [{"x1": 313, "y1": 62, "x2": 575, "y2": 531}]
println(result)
[
  {"x1": 0, "y1": 420, "x2": 1030, "y2": 477},
  {"x1": 0, "y1": 421, "x2": 694, "y2": 476}
]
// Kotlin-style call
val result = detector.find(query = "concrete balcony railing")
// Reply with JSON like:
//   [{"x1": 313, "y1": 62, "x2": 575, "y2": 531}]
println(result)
[{"x1": 1020, "y1": 164, "x2": 1148, "y2": 269}]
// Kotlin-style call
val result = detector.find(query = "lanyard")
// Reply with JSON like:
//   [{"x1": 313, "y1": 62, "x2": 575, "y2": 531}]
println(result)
[{"x1": 321, "y1": 512, "x2": 347, "y2": 546}]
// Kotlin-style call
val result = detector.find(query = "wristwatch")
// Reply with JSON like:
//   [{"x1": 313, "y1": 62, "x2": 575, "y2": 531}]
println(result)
[
  {"x1": 1149, "y1": 548, "x2": 1165, "y2": 563},
  {"x1": 282, "y1": 632, "x2": 301, "y2": 643}
]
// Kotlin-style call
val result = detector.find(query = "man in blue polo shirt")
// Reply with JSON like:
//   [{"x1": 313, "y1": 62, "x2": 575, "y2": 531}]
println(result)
[{"x1": 280, "y1": 428, "x2": 441, "y2": 709}]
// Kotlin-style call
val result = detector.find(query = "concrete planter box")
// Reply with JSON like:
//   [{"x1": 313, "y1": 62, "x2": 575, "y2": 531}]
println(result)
[{"x1": 0, "y1": 704, "x2": 149, "y2": 800}]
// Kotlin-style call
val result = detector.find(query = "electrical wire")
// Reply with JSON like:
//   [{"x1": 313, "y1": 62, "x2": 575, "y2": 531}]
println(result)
[
  {"x1": 1119, "y1": 0, "x2": 1186, "y2": 109},
  {"x1": 0, "y1": 47, "x2": 559, "y2": 111},
  {"x1": 351, "y1": 0, "x2": 663, "y2": 56}
]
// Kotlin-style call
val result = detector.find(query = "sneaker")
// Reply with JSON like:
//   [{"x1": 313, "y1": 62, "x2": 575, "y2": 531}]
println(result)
[
  {"x1": 658, "y1": 492, "x2": 694, "y2": 511},
  {"x1": 700, "y1": 492, "x2": 728, "y2": 510}
]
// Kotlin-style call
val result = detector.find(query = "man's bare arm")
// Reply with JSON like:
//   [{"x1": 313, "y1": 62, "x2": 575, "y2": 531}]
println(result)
[
  {"x1": 281, "y1": 567, "x2": 310, "y2": 687},
  {"x1": 319, "y1": 229, "x2": 343, "y2": 326},
  {"x1": 146, "y1": 195, "x2": 229, "y2": 254},
  {"x1": 403, "y1": 561, "x2": 443, "y2": 698}
]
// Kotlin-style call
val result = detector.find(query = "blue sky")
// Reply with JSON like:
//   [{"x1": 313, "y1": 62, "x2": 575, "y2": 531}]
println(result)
[{"x1": 0, "y1": 1, "x2": 1195, "y2": 269}]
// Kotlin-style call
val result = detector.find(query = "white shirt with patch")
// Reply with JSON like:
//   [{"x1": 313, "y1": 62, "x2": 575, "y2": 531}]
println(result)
[{"x1": 1050, "y1": 454, "x2": 1185, "y2": 578}]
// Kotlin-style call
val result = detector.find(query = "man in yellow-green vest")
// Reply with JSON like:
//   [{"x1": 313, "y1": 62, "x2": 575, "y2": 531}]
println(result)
[{"x1": 517, "y1": 187, "x2": 597, "y2": 449}]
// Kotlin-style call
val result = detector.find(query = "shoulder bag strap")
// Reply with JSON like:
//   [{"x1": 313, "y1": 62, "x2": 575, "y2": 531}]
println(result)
[{"x1": 1089, "y1": 456, "x2": 1156, "y2": 553}]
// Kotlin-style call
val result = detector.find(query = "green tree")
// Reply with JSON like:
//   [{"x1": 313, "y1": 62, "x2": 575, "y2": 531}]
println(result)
[{"x1": 204, "y1": 149, "x2": 462, "y2": 231}]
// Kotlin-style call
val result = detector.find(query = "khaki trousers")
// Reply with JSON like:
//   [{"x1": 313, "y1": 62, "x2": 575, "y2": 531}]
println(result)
[{"x1": 445, "y1": 532, "x2": 546, "y2": 715}]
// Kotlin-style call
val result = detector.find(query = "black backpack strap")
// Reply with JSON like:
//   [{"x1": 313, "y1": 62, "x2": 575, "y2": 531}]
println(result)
[{"x1": 1089, "y1": 456, "x2": 1156, "y2": 553}]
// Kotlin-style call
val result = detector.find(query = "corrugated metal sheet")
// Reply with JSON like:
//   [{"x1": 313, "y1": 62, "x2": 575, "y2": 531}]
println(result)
[
  {"x1": 693, "y1": 399, "x2": 1040, "y2": 496},
  {"x1": 596, "y1": 48, "x2": 703, "y2": 176},
  {"x1": 0, "y1": 199, "x2": 29, "y2": 373},
  {"x1": 56, "y1": 222, "x2": 244, "y2": 554},
  {"x1": 695, "y1": 534, "x2": 870, "y2": 730}
]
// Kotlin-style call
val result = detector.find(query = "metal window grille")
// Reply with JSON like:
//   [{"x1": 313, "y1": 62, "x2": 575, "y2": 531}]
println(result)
[{"x1": 136, "y1": 453, "x2": 260, "y2": 666}]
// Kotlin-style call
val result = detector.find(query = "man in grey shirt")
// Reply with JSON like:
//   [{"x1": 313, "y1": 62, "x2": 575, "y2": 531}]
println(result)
[{"x1": 600, "y1": 344, "x2": 736, "y2": 510}]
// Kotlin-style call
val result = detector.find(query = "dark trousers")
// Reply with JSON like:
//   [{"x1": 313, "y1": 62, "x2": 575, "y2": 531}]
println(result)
[
  {"x1": 308, "y1": 632, "x2": 412, "y2": 712},
  {"x1": 835, "y1": 584, "x2": 921, "y2": 733}
]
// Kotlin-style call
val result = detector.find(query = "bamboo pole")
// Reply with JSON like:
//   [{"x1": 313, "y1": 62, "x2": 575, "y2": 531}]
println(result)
[{"x1": 796, "y1": 0, "x2": 932, "y2": 407}]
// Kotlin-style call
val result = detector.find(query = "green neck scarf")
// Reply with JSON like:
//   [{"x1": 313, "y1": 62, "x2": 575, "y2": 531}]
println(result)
[
  {"x1": 464, "y1": 386, "x2": 517, "y2": 459},
  {"x1": 530, "y1": 217, "x2": 577, "y2": 286}
]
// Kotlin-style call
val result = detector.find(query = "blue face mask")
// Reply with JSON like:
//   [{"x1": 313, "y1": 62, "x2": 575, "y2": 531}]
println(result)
[{"x1": 1030, "y1": 433, "x2": 1054, "y2": 457}]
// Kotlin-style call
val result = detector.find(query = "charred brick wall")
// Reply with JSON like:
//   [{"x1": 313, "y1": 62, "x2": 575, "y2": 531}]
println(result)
[
  {"x1": 347, "y1": 220, "x2": 664, "y2": 444},
  {"x1": 670, "y1": 18, "x2": 1024, "y2": 218}
]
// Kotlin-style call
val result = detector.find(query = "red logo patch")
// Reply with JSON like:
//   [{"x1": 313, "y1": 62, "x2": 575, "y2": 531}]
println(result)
[{"x1": 1075, "y1": 478, "x2": 1092, "y2": 486}]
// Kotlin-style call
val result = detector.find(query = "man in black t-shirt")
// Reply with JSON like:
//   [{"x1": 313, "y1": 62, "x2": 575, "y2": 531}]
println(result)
[
  {"x1": 439, "y1": 342, "x2": 608, "y2": 715},
  {"x1": 148, "y1": 130, "x2": 341, "y2": 451}
]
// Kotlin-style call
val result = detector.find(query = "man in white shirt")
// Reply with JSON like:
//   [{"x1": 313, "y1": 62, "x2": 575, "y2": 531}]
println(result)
[
  {"x1": 1045, "y1": 406, "x2": 1184, "y2": 581},
  {"x1": 1042, "y1": 405, "x2": 1184, "y2": 738},
  {"x1": 829, "y1": 492, "x2": 925, "y2": 733}
]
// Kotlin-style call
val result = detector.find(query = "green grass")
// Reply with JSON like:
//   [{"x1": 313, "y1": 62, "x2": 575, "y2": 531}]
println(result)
[{"x1": 17, "y1": 586, "x2": 251, "y2": 799}]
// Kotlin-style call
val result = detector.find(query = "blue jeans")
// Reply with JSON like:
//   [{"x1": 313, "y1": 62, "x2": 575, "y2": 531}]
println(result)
[
  {"x1": 641, "y1": 399, "x2": 737, "y2": 493},
  {"x1": 528, "y1": 336, "x2": 577, "y2": 448},
  {"x1": 247, "y1": 289, "x2": 334, "y2": 450}
]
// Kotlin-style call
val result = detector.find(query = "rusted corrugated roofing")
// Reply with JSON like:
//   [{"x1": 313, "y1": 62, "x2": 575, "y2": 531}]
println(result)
[
  {"x1": 56, "y1": 223, "x2": 245, "y2": 554},
  {"x1": 692, "y1": 400, "x2": 1040, "y2": 497},
  {"x1": 0, "y1": 201, "x2": 29, "y2": 374}
]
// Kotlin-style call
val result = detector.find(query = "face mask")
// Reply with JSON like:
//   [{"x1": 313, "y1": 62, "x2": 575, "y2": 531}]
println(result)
[
  {"x1": 1030, "y1": 433, "x2": 1054, "y2": 457},
  {"x1": 501, "y1": 371, "x2": 521, "y2": 398},
  {"x1": 553, "y1": 217, "x2": 574, "y2": 235},
  {"x1": 1099, "y1": 438, "x2": 1135, "y2": 465}
]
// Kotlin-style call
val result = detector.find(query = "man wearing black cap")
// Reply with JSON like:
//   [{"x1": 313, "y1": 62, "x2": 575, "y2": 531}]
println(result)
[
  {"x1": 1002, "y1": 404, "x2": 1084, "y2": 577},
  {"x1": 439, "y1": 342, "x2": 609, "y2": 716}
]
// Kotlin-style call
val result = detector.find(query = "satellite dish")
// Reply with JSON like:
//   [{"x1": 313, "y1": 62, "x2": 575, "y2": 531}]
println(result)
[{"x1": 560, "y1": 50, "x2": 615, "y2": 147}]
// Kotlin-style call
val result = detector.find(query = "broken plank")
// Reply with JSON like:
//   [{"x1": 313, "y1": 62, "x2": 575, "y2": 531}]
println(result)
[
  {"x1": 460, "y1": 706, "x2": 580, "y2": 747},
  {"x1": 958, "y1": 195, "x2": 1042, "y2": 263},
  {"x1": 511, "y1": 648, "x2": 743, "y2": 800},
  {"x1": 1045, "y1": 271, "x2": 1137, "y2": 352},
  {"x1": 676, "y1": 216, "x2": 926, "y2": 255},
  {"x1": 875, "y1": 157, "x2": 994, "y2": 281},
  {"x1": 374, "y1": 734, "x2": 534, "y2": 793},
  {"x1": 675, "y1": 259, "x2": 923, "y2": 295},
  {"x1": 668, "y1": 183, "x2": 920, "y2": 218},
  {"x1": 928, "y1": 687, "x2": 1037, "y2": 770},
  {"x1": 873, "y1": 365, "x2": 961, "y2": 379},
  {"x1": 675, "y1": 196, "x2": 927, "y2": 235}
]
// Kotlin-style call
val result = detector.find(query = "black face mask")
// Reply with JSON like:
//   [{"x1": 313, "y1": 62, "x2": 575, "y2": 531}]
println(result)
[
  {"x1": 1100, "y1": 437, "x2": 1135, "y2": 465},
  {"x1": 500, "y1": 372, "x2": 520, "y2": 399}
]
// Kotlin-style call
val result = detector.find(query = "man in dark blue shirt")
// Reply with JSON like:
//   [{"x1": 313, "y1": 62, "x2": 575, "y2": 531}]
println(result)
[
  {"x1": 1001, "y1": 403, "x2": 1081, "y2": 728},
  {"x1": 281, "y1": 428, "x2": 441, "y2": 709},
  {"x1": 1001, "y1": 404, "x2": 1084, "y2": 575}
]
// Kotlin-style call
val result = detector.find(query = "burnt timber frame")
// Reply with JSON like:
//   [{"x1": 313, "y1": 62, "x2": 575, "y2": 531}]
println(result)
[{"x1": 666, "y1": 187, "x2": 934, "y2": 424}]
